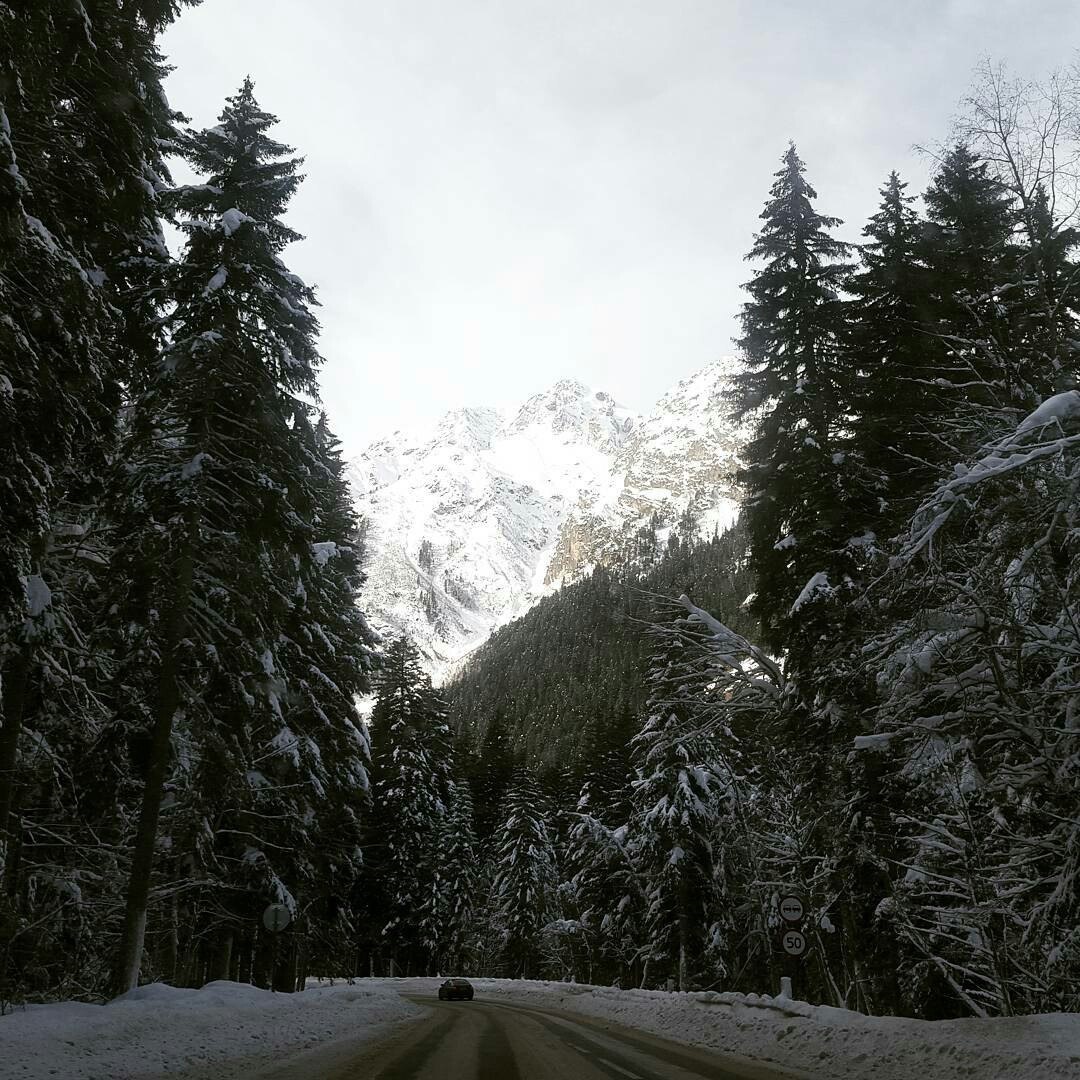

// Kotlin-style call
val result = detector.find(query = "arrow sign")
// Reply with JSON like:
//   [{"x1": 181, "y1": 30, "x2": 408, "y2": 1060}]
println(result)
[
  {"x1": 781, "y1": 929, "x2": 807, "y2": 957},
  {"x1": 779, "y1": 895, "x2": 804, "y2": 923}
]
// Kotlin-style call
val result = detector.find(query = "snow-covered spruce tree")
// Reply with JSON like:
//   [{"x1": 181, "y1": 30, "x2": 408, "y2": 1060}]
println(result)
[
  {"x1": 365, "y1": 636, "x2": 453, "y2": 975},
  {"x1": 0, "y1": 96, "x2": 111, "y2": 870},
  {"x1": 630, "y1": 596, "x2": 869, "y2": 1005},
  {"x1": 848, "y1": 170, "x2": 938, "y2": 531},
  {"x1": 660, "y1": 598, "x2": 810, "y2": 997},
  {"x1": 1, "y1": 0, "x2": 191, "y2": 1001},
  {"x1": 733, "y1": 143, "x2": 860, "y2": 659},
  {"x1": 918, "y1": 144, "x2": 1023, "y2": 418},
  {"x1": 561, "y1": 769, "x2": 644, "y2": 986},
  {"x1": 734, "y1": 149, "x2": 891, "y2": 1006},
  {"x1": 625, "y1": 626, "x2": 725, "y2": 991},
  {"x1": 174, "y1": 408, "x2": 379, "y2": 991},
  {"x1": 276, "y1": 412, "x2": 377, "y2": 979},
  {"x1": 862, "y1": 390, "x2": 1080, "y2": 1017},
  {"x1": 105, "y1": 79, "x2": 349, "y2": 995},
  {"x1": 555, "y1": 703, "x2": 641, "y2": 984},
  {"x1": 492, "y1": 767, "x2": 557, "y2": 979},
  {"x1": 428, "y1": 781, "x2": 478, "y2": 975},
  {"x1": 0, "y1": 0, "x2": 189, "y2": 631},
  {"x1": 468, "y1": 711, "x2": 514, "y2": 843}
]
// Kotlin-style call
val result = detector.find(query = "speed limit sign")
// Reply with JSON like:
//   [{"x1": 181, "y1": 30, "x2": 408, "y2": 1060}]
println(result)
[{"x1": 781, "y1": 929, "x2": 807, "y2": 957}]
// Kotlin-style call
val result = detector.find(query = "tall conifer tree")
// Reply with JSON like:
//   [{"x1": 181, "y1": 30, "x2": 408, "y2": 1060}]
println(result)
[
  {"x1": 734, "y1": 144, "x2": 857, "y2": 656},
  {"x1": 1, "y1": 0, "x2": 190, "y2": 996},
  {"x1": 627, "y1": 631, "x2": 722, "y2": 991},
  {"x1": 107, "y1": 79, "x2": 340, "y2": 993},
  {"x1": 919, "y1": 144, "x2": 1019, "y2": 416},
  {"x1": 366, "y1": 636, "x2": 453, "y2": 974},
  {"x1": 849, "y1": 171, "x2": 936, "y2": 527},
  {"x1": 493, "y1": 768, "x2": 557, "y2": 979}
]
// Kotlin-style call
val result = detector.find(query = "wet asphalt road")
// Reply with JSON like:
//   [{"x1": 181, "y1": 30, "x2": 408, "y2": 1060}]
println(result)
[{"x1": 255, "y1": 994, "x2": 810, "y2": 1080}]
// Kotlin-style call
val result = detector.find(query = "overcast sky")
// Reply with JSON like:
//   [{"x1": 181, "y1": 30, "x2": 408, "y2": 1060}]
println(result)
[{"x1": 161, "y1": 1, "x2": 1078, "y2": 453}]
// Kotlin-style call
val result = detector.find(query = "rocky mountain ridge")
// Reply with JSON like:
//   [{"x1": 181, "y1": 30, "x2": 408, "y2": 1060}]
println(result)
[{"x1": 350, "y1": 357, "x2": 747, "y2": 681}]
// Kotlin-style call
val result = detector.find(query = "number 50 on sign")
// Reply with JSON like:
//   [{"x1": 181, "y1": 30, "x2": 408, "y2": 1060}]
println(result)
[{"x1": 782, "y1": 929, "x2": 807, "y2": 956}]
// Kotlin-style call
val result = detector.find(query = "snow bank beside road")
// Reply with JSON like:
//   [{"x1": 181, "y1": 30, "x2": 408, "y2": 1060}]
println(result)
[
  {"x1": 0, "y1": 979, "x2": 420, "y2": 1080},
  {"x1": 470, "y1": 978, "x2": 1080, "y2": 1080}
]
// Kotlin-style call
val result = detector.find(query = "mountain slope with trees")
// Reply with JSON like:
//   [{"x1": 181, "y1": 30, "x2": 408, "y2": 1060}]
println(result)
[{"x1": 449, "y1": 518, "x2": 754, "y2": 778}]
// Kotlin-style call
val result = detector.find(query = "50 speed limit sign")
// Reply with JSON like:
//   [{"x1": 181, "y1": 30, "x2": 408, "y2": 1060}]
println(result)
[{"x1": 781, "y1": 929, "x2": 807, "y2": 957}]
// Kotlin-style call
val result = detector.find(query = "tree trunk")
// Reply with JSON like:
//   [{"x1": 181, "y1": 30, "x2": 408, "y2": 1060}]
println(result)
[
  {"x1": 162, "y1": 891, "x2": 179, "y2": 985},
  {"x1": 252, "y1": 928, "x2": 272, "y2": 989},
  {"x1": 271, "y1": 932, "x2": 294, "y2": 992},
  {"x1": 109, "y1": 670, "x2": 183, "y2": 995},
  {"x1": 212, "y1": 928, "x2": 234, "y2": 983},
  {"x1": 677, "y1": 875, "x2": 691, "y2": 991},
  {"x1": 0, "y1": 648, "x2": 31, "y2": 890},
  {"x1": 236, "y1": 929, "x2": 253, "y2": 985},
  {"x1": 294, "y1": 932, "x2": 308, "y2": 992},
  {"x1": 109, "y1": 536, "x2": 195, "y2": 997}
]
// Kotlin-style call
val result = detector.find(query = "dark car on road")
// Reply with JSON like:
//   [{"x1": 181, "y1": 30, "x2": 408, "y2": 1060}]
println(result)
[{"x1": 438, "y1": 978, "x2": 474, "y2": 1001}]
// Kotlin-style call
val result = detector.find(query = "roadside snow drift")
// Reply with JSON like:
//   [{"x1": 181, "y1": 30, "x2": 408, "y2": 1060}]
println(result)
[
  {"x1": 4, "y1": 976, "x2": 1078, "y2": 1079},
  {"x1": 469, "y1": 978, "x2": 1080, "y2": 1080},
  {"x1": 0, "y1": 979, "x2": 420, "y2": 1080}
]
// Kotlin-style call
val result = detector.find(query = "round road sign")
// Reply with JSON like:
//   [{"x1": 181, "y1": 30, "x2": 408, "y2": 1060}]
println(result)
[
  {"x1": 781, "y1": 930, "x2": 807, "y2": 957},
  {"x1": 779, "y1": 895, "x2": 805, "y2": 923},
  {"x1": 262, "y1": 903, "x2": 291, "y2": 933}
]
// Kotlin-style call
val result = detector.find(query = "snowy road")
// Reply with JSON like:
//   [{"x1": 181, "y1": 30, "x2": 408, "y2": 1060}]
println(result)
[{"x1": 251, "y1": 994, "x2": 809, "y2": 1080}]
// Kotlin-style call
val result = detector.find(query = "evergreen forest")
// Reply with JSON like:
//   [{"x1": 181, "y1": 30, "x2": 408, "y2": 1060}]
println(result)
[{"x1": 0, "y1": 4, "x2": 1077, "y2": 1028}]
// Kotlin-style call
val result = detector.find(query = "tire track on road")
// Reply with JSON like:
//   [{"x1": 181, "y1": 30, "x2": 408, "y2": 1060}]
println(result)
[{"x1": 476, "y1": 998, "x2": 794, "y2": 1080}]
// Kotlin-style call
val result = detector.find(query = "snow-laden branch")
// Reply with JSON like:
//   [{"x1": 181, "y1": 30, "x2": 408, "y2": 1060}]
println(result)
[
  {"x1": 907, "y1": 390, "x2": 1080, "y2": 558},
  {"x1": 679, "y1": 594, "x2": 785, "y2": 694}
]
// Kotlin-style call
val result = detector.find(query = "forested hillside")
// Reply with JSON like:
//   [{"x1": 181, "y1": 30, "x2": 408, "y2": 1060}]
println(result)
[{"x1": 450, "y1": 517, "x2": 754, "y2": 772}]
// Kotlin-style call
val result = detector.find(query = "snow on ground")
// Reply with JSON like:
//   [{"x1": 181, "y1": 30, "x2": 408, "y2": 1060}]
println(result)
[
  {"x1": 4, "y1": 975, "x2": 1076, "y2": 1079},
  {"x1": 464, "y1": 978, "x2": 1080, "y2": 1080},
  {"x1": 0, "y1": 979, "x2": 421, "y2": 1080}
]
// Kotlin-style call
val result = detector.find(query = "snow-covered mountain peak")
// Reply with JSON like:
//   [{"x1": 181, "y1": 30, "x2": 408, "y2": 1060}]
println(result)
[
  {"x1": 353, "y1": 360, "x2": 745, "y2": 680},
  {"x1": 508, "y1": 377, "x2": 633, "y2": 451},
  {"x1": 433, "y1": 405, "x2": 502, "y2": 451},
  {"x1": 654, "y1": 354, "x2": 743, "y2": 415}
]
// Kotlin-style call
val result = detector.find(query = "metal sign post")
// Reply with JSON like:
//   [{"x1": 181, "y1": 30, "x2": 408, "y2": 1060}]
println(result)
[
  {"x1": 776, "y1": 894, "x2": 807, "y2": 999},
  {"x1": 262, "y1": 904, "x2": 292, "y2": 993}
]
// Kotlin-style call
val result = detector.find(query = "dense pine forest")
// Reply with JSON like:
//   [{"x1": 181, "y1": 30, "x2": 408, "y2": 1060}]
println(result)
[
  {"x1": 1, "y1": 2, "x2": 375, "y2": 1001},
  {"x1": 1, "y1": 3, "x2": 1078, "y2": 1028}
]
